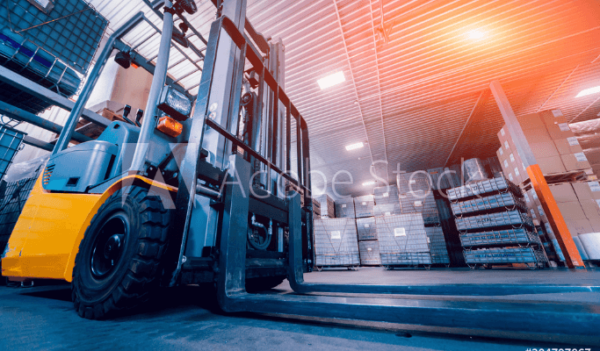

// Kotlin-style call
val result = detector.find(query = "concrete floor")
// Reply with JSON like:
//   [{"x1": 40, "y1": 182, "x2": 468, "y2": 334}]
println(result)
[{"x1": 1, "y1": 267, "x2": 599, "y2": 350}]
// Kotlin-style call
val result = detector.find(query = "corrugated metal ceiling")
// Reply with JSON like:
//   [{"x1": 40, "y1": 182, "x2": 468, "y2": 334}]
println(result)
[{"x1": 89, "y1": 0, "x2": 600, "y2": 197}]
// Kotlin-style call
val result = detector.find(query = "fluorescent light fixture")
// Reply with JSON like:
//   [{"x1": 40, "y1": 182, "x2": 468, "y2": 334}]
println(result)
[
  {"x1": 345, "y1": 142, "x2": 364, "y2": 151},
  {"x1": 362, "y1": 181, "x2": 375, "y2": 186},
  {"x1": 576, "y1": 86, "x2": 600, "y2": 98},
  {"x1": 468, "y1": 29, "x2": 485, "y2": 40},
  {"x1": 318, "y1": 71, "x2": 345, "y2": 90}
]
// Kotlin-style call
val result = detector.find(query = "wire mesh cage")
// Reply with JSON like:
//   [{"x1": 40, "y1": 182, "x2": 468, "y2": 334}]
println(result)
[
  {"x1": 460, "y1": 228, "x2": 541, "y2": 248},
  {"x1": 448, "y1": 177, "x2": 521, "y2": 201},
  {"x1": 0, "y1": 125, "x2": 25, "y2": 181},
  {"x1": 1, "y1": 0, "x2": 108, "y2": 75},
  {"x1": 380, "y1": 252, "x2": 432, "y2": 266},
  {"x1": 358, "y1": 240, "x2": 381, "y2": 265},
  {"x1": 399, "y1": 192, "x2": 440, "y2": 225},
  {"x1": 376, "y1": 213, "x2": 432, "y2": 266},
  {"x1": 354, "y1": 195, "x2": 374, "y2": 218},
  {"x1": 0, "y1": 175, "x2": 37, "y2": 247},
  {"x1": 455, "y1": 210, "x2": 534, "y2": 232},
  {"x1": 451, "y1": 192, "x2": 527, "y2": 216},
  {"x1": 356, "y1": 217, "x2": 377, "y2": 241},
  {"x1": 313, "y1": 218, "x2": 360, "y2": 267},
  {"x1": 334, "y1": 198, "x2": 355, "y2": 219},
  {"x1": 425, "y1": 226, "x2": 450, "y2": 264},
  {"x1": 396, "y1": 171, "x2": 432, "y2": 195},
  {"x1": 463, "y1": 247, "x2": 548, "y2": 268}
]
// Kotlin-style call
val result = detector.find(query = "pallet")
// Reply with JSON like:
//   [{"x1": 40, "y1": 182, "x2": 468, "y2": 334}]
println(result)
[{"x1": 520, "y1": 169, "x2": 591, "y2": 191}]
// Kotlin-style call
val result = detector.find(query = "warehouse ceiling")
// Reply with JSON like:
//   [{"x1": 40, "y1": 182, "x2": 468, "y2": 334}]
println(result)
[{"x1": 88, "y1": 0, "x2": 600, "y2": 198}]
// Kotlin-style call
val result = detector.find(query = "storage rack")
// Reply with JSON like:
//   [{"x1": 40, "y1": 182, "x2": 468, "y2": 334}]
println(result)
[{"x1": 449, "y1": 177, "x2": 547, "y2": 269}]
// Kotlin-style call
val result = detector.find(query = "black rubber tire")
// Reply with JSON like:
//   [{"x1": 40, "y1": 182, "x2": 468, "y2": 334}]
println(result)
[
  {"x1": 245, "y1": 276, "x2": 286, "y2": 293},
  {"x1": 72, "y1": 186, "x2": 171, "y2": 320}
]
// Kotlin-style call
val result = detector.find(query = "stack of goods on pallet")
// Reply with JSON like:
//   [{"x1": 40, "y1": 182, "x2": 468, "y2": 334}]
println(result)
[
  {"x1": 396, "y1": 171, "x2": 440, "y2": 225},
  {"x1": 354, "y1": 195, "x2": 380, "y2": 266},
  {"x1": 312, "y1": 198, "x2": 321, "y2": 219},
  {"x1": 376, "y1": 213, "x2": 432, "y2": 268},
  {"x1": 313, "y1": 218, "x2": 360, "y2": 269},
  {"x1": 567, "y1": 117, "x2": 600, "y2": 180},
  {"x1": 449, "y1": 177, "x2": 547, "y2": 269},
  {"x1": 496, "y1": 109, "x2": 593, "y2": 186},
  {"x1": 496, "y1": 109, "x2": 596, "y2": 265},
  {"x1": 316, "y1": 194, "x2": 335, "y2": 218},
  {"x1": 523, "y1": 181, "x2": 600, "y2": 265}
]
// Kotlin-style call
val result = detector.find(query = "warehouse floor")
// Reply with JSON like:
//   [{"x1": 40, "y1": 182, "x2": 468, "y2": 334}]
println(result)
[{"x1": 1, "y1": 267, "x2": 598, "y2": 350}]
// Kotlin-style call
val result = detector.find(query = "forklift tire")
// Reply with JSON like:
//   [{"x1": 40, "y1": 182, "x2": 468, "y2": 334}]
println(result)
[
  {"x1": 245, "y1": 276, "x2": 286, "y2": 293},
  {"x1": 72, "y1": 185, "x2": 171, "y2": 319}
]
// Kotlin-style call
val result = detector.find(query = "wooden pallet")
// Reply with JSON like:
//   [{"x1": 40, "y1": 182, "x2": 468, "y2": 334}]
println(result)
[{"x1": 520, "y1": 169, "x2": 592, "y2": 191}]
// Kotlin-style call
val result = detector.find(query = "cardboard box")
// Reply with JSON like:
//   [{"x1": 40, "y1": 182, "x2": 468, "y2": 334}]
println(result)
[
  {"x1": 523, "y1": 127, "x2": 553, "y2": 144},
  {"x1": 557, "y1": 201, "x2": 587, "y2": 220},
  {"x1": 572, "y1": 181, "x2": 600, "y2": 201},
  {"x1": 547, "y1": 183, "x2": 578, "y2": 203},
  {"x1": 516, "y1": 113, "x2": 546, "y2": 130},
  {"x1": 537, "y1": 155, "x2": 567, "y2": 175},
  {"x1": 542, "y1": 114, "x2": 575, "y2": 141},
  {"x1": 560, "y1": 153, "x2": 591, "y2": 172},
  {"x1": 496, "y1": 147, "x2": 506, "y2": 163},
  {"x1": 553, "y1": 137, "x2": 584, "y2": 155},
  {"x1": 567, "y1": 218, "x2": 594, "y2": 236},
  {"x1": 579, "y1": 199, "x2": 600, "y2": 220}
]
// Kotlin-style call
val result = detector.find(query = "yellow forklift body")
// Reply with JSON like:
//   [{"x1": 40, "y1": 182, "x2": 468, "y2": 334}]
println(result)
[{"x1": 2, "y1": 174, "x2": 176, "y2": 282}]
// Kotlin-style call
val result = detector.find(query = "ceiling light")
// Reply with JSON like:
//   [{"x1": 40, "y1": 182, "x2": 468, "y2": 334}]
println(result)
[
  {"x1": 468, "y1": 29, "x2": 485, "y2": 40},
  {"x1": 318, "y1": 71, "x2": 345, "y2": 90},
  {"x1": 345, "y1": 142, "x2": 364, "y2": 151},
  {"x1": 576, "y1": 86, "x2": 600, "y2": 98},
  {"x1": 362, "y1": 181, "x2": 375, "y2": 186}
]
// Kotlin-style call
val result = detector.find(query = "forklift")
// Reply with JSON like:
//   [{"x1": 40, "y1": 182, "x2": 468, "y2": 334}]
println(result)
[{"x1": 2, "y1": 0, "x2": 599, "y2": 341}]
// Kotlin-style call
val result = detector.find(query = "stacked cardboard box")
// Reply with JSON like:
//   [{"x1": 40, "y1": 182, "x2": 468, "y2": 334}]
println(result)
[
  {"x1": 316, "y1": 194, "x2": 335, "y2": 218},
  {"x1": 354, "y1": 195, "x2": 375, "y2": 218},
  {"x1": 571, "y1": 118, "x2": 600, "y2": 180},
  {"x1": 496, "y1": 109, "x2": 592, "y2": 184},
  {"x1": 525, "y1": 182, "x2": 600, "y2": 241}
]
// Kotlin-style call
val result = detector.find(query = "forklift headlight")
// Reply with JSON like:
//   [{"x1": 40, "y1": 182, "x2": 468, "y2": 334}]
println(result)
[{"x1": 157, "y1": 86, "x2": 192, "y2": 121}]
